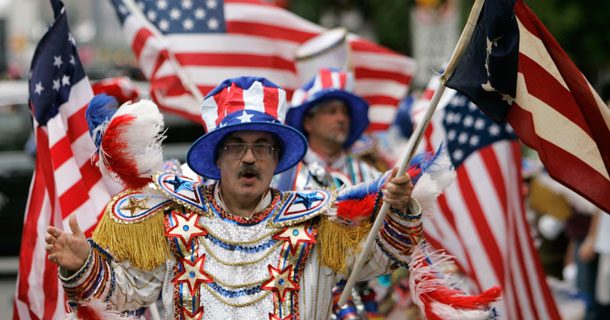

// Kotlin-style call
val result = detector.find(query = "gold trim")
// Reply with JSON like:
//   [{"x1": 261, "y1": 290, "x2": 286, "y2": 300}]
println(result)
[
  {"x1": 107, "y1": 189, "x2": 172, "y2": 224},
  {"x1": 201, "y1": 238, "x2": 282, "y2": 267},
  {"x1": 205, "y1": 269, "x2": 269, "y2": 289},
  {"x1": 202, "y1": 283, "x2": 271, "y2": 307}
]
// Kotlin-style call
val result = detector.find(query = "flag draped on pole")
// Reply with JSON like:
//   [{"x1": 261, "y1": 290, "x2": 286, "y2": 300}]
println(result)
[
  {"x1": 13, "y1": 1, "x2": 122, "y2": 319},
  {"x1": 444, "y1": 0, "x2": 610, "y2": 213},
  {"x1": 108, "y1": 0, "x2": 416, "y2": 131},
  {"x1": 412, "y1": 73, "x2": 561, "y2": 319}
]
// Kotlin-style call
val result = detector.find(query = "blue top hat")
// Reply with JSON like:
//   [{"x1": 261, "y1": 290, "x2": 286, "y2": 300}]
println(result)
[
  {"x1": 286, "y1": 68, "x2": 369, "y2": 149},
  {"x1": 186, "y1": 77, "x2": 308, "y2": 180}
]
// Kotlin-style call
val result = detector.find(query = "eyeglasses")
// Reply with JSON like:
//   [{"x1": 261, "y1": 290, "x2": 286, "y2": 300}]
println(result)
[{"x1": 220, "y1": 143, "x2": 276, "y2": 160}]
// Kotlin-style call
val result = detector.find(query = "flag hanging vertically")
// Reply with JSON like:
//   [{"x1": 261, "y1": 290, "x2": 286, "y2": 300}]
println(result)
[
  {"x1": 13, "y1": 1, "x2": 122, "y2": 319},
  {"x1": 107, "y1": 0, "x2": 416, "y2": 131},
  {"x1": 444, "y1": 0, "x2": 610, "y2": 213},
  {"x1": 412, "y1": 73, "x2": 561, "y2": 319}
]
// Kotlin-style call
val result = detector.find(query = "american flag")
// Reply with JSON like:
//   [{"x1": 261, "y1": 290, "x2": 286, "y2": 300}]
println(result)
[
  {"x1": 445, "y1": 0, "x2": 610, "y2": 214},
  {"x1": 13, "y1": 1, "x2": 122, "y2": 319},
  {"x1": 108, "y1": 0, "x2": 416, "y2": 131},
  {"x1": 412, "y1": 73, "x2": 561, "y2": 319}
]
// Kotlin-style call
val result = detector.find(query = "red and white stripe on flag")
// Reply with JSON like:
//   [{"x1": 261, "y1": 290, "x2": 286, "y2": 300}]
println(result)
[
  {"x1": 14, "y1": 79, "x2": 123, "y2": 319},
  {"x1": 114, "y1": 0, "x2": 416, "y2": 131},
  {"x1": 14, "y1": 2, "x2": 124, "y2": 316},
  {"x1": 412, "y1": 75, "x2": 561, "y2": 319},
  {"x1": 507, "y1": 0, "x2": 610, "y2": 213}
]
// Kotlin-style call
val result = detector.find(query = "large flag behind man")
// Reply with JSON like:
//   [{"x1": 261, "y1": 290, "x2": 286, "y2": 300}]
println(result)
[
  {"x1": 13, "y1": 1, "x2": 122, "y2": 319},
  {"x1": 108, "y1": 0, "x2": 416, "y2": 131},
  {"x1": 444, "y1": 0, "x2": 610, "y2": 213},
  {"x1": 412, "y1": 74, "x2": 561, "y2": 319}
]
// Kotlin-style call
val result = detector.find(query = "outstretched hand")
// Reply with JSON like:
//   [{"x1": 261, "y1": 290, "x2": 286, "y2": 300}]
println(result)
[
  {"x1": 45, "y1": 214, "x2": 90, "y2": 271},
  {"x1": 383, "y1": 167, "x2": 414, "y2": 211}
]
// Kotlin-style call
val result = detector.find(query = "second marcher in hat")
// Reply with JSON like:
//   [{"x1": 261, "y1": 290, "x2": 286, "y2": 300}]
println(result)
[{"x1": 278, "y1": 68, "x2": 380, "y2": 191}]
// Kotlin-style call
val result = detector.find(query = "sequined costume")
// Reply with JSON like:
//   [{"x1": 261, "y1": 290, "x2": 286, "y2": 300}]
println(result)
[{"x1": 60, "y1": 171, "x2": 422, "y2": 320}]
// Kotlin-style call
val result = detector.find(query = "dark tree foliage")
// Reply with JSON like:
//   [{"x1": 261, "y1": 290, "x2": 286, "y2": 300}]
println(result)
[{"x1": 290, "y1": 0, "x2": 610, "y2": 84}]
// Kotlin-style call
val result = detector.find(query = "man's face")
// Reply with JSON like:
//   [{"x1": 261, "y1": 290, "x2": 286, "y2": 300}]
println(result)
[
  {"x1": 216, "y1": 131, "x2": 279, "y2": 201},
  {"x1": 303, "y1": 100, "x2": 350, "y2": 146}
]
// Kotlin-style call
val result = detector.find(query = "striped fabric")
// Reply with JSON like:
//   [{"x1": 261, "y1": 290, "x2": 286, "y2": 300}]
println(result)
[
  {"x1": 108, "y1": 0, "x2": 416, "y2": 131},
  {"x1": 290, "y1": 68, "x2": 353, "y2": 107},
  {"x1": 445, "y1": 0, "x2": 610, "y2": 214},
  {"x1": 412, "y1": 73, "x2": 560, "y2": 319},
  {"x1": 200, "y1": 77, "x2": 288, "y2": 131},
  {"x1": 13, "y1": 1, "x2": 122, "y2": 319},
  {"x1": 508, "y1": 0, "x2": 610, "y2": 213}
]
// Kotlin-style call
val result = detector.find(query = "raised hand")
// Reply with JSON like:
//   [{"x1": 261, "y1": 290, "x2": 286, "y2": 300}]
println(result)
[
  {"x1": 45, "y1": 214, "x2": 90, "y2": 271},
  {"x1": 383, "y1": 167, "x2": 414, "y2": 211}
]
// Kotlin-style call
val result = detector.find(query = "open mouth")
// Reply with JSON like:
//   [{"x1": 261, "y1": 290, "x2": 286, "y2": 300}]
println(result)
[{"x1": 242, "y1": 172, "x2": 258, "y2": 179}]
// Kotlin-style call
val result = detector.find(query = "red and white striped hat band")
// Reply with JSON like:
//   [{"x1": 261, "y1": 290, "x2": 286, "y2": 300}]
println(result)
[
  {"x1": 187, "y1": 77, "x2": 308, "y2": 180},
  {"x1": 291, "y1": 68, "x2": 355, "y2": 107}
]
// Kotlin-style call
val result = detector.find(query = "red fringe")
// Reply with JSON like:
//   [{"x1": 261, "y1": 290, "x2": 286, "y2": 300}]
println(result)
[
  {"x1": 335, "y1": 194, "x2": 377, "y2": 223},
  {"x1": 75, "y1": 305, "x2": 103, "y2": 320},
  {"x1": 101, "y1": 114, "x2": 151, "y2": 190}
]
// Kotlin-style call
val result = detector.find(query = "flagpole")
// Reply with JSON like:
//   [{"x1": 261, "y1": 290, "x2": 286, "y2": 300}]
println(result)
[
  {"x1": 122, "y1": 0, "x2": 205, "y2": 103},
  {"x1": 337, "y1": 0, "x2": 487, "y2": 306}
]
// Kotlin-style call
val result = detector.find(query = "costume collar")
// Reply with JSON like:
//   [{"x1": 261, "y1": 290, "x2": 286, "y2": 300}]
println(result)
[
  {"x1": 213, "y1": 182, "x2": 272, "y2": 219},
  {"x1": 304, "y1": 148, "x2": 347, "y2": 170}
]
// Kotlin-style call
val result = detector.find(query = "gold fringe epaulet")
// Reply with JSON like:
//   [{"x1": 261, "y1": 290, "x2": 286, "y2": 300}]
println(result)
[
  {"x1": 317, "y1": 216, "x2": 372, "y2": 274},
  {"x1": 92, "y1": 189, "x2": 173, "y2": 271}
]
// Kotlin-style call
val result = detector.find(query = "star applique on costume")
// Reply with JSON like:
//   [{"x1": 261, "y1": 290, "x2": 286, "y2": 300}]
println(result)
[
  {"x1": 292, "y1": 192, "x2": 324, "y2": 209},
  {"x1": 166, "y1": 174, "x2": 195, "y2": 193},
  {"x1": 273, "y1": 225, "x2": 316, "y2": 255},
  {"x1": 269, "y1": 313, "x2": 294, "y2": 320},
  {"x1": 172, "y1": 254, "x2": 213, "y2": 295},
  {"x1": 166, "y1": 211, "x2": 208, "y2": 247},
  {"x1": 120, "y1": 196, "x2": 150, "y2": 216},
  {"x1": 261, "y1": 265, "x2": 298, "y2": 302},
  {"x1": 180, "y1": 306, "x2": 204, "y2": 320}
]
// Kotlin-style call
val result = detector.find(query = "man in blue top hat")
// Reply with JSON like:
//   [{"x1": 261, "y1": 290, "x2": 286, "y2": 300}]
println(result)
[{"x1": 43, "y1": 76, "x2": 468, "y2": 319}]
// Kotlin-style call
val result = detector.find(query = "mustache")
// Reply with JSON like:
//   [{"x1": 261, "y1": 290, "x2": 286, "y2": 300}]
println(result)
[{"x1": 235, "y1": 164, "x2": 262, "y2": 180}]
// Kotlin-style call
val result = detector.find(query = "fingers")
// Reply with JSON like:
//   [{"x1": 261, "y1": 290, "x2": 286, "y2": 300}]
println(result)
[{"x1": 69, "y1": 214, "x2": 84, "y2": 238}]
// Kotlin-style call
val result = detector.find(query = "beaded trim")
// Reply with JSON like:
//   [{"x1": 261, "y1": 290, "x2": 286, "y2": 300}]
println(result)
[
  {"x1": 106, "y1": 189, "x2": 173, "y2": 224},
  {"x1": 204, "y1": 233, "x2": 280, "y2": 253},
  {"x1": 266, "y1": 189, "x2": 334, "y2": 228},
  {"x1": 202, "y1": 283, "x2": 272, "y2": 307},
  {"x1": 154, "y1": 171, "x2": 213, "y2": 218},
  {"x1": 375, "y1": 237, "x2": 409, "y2": 269},
  {"x1": 205, "y1": 185, "x2": 283, "y2": 225}
]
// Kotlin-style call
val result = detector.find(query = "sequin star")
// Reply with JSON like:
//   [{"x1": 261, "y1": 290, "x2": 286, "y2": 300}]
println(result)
[
  {"x1": 273, "y1": 225, "x2": 316, "y2": 255},
  {"x1": 120, "y1": 196, "x2": 150, "y2": 216},
  {"x1": 172, "y1": 254, "x2": 213, "y2": 295},
  {"x1": 166, "y1": 174, "x2": 195, "y2": 193},
  {"x1": 236, "y1": 110, "x2": 254, "y2": 123},
  {"x1": 292, "y1": 192, "x2": 324, "y2": 209},
  {"x1": 261, "y1": 265, "x2": 298, "y2": 302},
  {"x1": 269, "y1": 314, "x2": 294, "y2": 320},
  {"x1": 180, "y1": 306, "x2": 204, "y2": 320},
  {"x1": 166, "y1": 211, "x2": 208, "y2": 247}
]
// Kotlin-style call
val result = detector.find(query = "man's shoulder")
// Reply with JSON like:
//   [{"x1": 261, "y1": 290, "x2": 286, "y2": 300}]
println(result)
[
  {"x1": 152, "y1": 171, "x2": 211, "y2": 216},
  {"x1": 104, "y1": 188, "x2": 173, "y2": 225},
  {"x1": 266, "y1": 189, "x2": 334, "y2": 228}
]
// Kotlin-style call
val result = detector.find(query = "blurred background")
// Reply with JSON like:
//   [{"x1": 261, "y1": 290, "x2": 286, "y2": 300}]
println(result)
[{"x1": 1, "y1": 0, "x2": 609, "y2": 319}]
